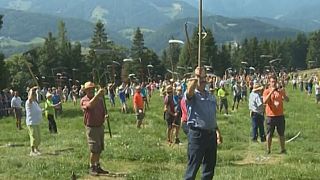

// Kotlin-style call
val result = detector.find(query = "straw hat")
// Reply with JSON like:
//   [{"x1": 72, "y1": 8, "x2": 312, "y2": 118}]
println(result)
[
  {"x1": 252, "y1": 83, "x2": 264, "y2": 91},
  {"x1": 83, "y1": 81, "x2": 95, "y2": 91},
  {"x1": 46, "y1": 93, "x2": 52, "y2": 98}
]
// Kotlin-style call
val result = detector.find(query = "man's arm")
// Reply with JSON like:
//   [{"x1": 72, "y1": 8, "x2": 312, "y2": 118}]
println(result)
[
  {"x1": 216, "y1": 127, "x2": 223, "y2": 144},
  {"x1": 186, "y1": 78, "x2": 198, "y2": 99},
  {"x1": 263, "y1": 88, "x2": 275, "y2": 104},
  {"x1": 82, "y1": 89, "x2": 105, "y2": 110}
]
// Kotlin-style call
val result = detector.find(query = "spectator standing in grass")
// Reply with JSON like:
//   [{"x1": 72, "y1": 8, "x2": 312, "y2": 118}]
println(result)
[
  {"x1": 25, "y1": 86, "x2": 42, "y2": 156},
  {"x1": 11, "y1": 91, "x2": 23, "y2": 130},
  {"x1": 217, "y1": 83, "x2": 229, "y2": 116},
  {"x1": 133, "y1": 85, "x2": 144, "y2": 128},
  {"x1": 80, "y1": 81, "x2": 109, "y2": 176},
  {"x1": 263, "y1": 75, "x2": 289, "y2": 154},
  {"x1": 164, "y1": 85, "x2": 175, "y2": 144},
  {"x1": 249, "y1": 83, "x2": 266, "y2": 142},
  {"x1": 184, "y1": 67, "x2": 223, "y2": 180},
  {"x1": 45, "y1": 93, "x2": 61, "y2": 134}
]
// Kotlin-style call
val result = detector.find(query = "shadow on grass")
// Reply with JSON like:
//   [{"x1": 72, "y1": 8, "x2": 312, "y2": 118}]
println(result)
[
  {"x1": 0, "y1": 143, "x2": 26, "y2": 148},
  {"x1": 44, "y1": 147, "x2": 75, "y2": 156},
  {"x1": 59, "y1": 108, "x2": 82, "y2": 119}
]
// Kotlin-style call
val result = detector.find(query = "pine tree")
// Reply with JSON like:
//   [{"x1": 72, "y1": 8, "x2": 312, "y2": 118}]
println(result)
[
  {"x1": 88, "y1": 20, "x2": 111, "y2": 75},
  {"x1": 306, "y1": 31, "x2": 320, "y2": 68},
  {"x1": 0, "y1": 53, "x2": 8, "y2": 90},
  {"x1": 38, "y1": 32, "x2": 58, "y2": 77},
  {"x1": 130, "y1": 27, "x2": 145, "y2": 81},
  {"x1": 292, "y1": 33, "x2": 308, "y2": 69},
  {"x1": 203, "y1": 29, "x2": 218, "y2": 72}
]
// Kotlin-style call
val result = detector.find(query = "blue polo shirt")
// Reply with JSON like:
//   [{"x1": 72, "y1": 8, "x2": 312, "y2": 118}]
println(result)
[
  {"x1": 185, "y1": 89, "x2": 217, "y2": 131},
  {"x1": 52, "y1": 94, "x2": 61, "y2": 105}
]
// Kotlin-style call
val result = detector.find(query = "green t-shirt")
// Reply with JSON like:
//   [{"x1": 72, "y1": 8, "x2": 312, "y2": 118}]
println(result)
[
  {"x1": 45, "y1": 99, "x2": 55, "y2": 117},
  {"x1": 217, "y1": 88, "x2": 227, "y2": 99}
]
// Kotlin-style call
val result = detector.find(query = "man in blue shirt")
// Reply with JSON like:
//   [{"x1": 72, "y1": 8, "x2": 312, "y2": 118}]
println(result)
[
  {"x1": 248, "y1": 83, "x2": 266, "y2": 142},
  {"x1": 184, "y1": 67, "x2": 223, "y2": 180},
  {"x1": 51, "y1": 87, "x2": 62, "y2": 117}
]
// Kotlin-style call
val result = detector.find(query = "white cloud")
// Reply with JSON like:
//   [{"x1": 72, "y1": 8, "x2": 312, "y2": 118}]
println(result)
[{"x1": 91, "y1": 6, "x2": 109, "y2": 24}]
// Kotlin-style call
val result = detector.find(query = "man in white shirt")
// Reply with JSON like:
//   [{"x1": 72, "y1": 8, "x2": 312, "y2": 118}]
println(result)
[{"x1": 11, "y1": 91, "x2": 23, "y2": 130}]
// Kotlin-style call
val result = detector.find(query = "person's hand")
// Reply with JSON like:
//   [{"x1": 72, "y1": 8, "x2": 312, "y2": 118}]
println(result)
[
  {"x1": 97, "y1": 88, "x2": 105, "y2": 97},
  {"x1": 217, "y1": 132, "x2": 223, "y2": 144},
  {"x1": 174, "y1": 112, "x2": 178, "y2": 117}
]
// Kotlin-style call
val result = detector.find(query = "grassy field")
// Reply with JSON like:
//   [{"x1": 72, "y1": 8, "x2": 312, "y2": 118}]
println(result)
[{"x1": 0, "y1": 85, "x2": 319, "y2": 180}]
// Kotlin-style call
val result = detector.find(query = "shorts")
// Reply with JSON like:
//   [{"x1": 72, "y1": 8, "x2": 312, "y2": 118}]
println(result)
[
  {"x1": 164, "y1": 112, "x2": 174, "y2": 128},
  {"x1": 13, "y1": 108, "x2": 22, "y2": 119},
  {"x1": 266, "y1": 116, "x2": 285, "y2": 137},
  {"x1": 136, "y1": 109, "x2": 144, "y2": 121},
  {"x1": 85, "y1": 125, "x2": 105, "y2": 154},
  {"x1": 173, "y1": 112, "x2": 181, "y2": 126}
]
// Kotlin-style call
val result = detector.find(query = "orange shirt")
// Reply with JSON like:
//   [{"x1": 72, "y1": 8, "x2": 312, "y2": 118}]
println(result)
[
  {"x1": 263, "y1": 88, "x2": 286, "y2": 116},
  {"x1": 133, "y1": 92, "x2": 144, "y2": 109}
]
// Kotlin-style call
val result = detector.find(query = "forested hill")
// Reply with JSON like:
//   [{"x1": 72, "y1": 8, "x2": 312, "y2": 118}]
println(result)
[{"x1": 145, "y1": 15, "x2": 301, "y2": 52}]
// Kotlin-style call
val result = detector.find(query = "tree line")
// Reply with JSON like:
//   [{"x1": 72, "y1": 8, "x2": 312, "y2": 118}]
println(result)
[{"x1": 1, "y1": 17, "x2": 320, "y2": 93}]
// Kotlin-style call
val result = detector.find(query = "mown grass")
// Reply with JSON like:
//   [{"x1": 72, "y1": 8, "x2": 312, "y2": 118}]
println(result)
[{"x1": 0, "y1": 85, "x2": 319, "y2": 180}]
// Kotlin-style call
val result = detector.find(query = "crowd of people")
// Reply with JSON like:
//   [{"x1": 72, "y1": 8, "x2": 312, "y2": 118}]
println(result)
[{"x1": 1, "y1": 67, "x2": 320, "y2": 178}]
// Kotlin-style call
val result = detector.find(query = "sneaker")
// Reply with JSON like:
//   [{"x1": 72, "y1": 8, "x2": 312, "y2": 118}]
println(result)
[
  {"x1": 29, "y1": 151, "x2": 39, "y2": 157},
  {"x1": 89, "y1": 166, "x2": 99, "y2": 176},
  {"x1": 280, "y1": 149, "x2": 287, "y2": 154},
  {"x1": 96, "y1": 164, "x2": 109, "y2": 174},
  {"x1": 266, "y1": 149, "x2": 271, "y2": 154},
  {"x1": 34, "y1": 149, "x2": 41, "y2": 155},
  {"x1": 175, "y1": 138, "x2": 181, "y2": 144}
]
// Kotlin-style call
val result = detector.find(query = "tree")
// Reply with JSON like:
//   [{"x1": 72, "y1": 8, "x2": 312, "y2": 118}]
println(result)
[
  {"x1": 130, "y1": 27, "x2": 145, "y2": 81},
  {"x1": 5, "y1": 55, "x2": 32, "y2": 93},
  {"x1": 216, "y1": 44, "x2": 232, "y2": 77},
  {"x1": 38, "y1": 32, "x2": 58, "y2": 77},
  {"x1": 0, "y1": 15, "x2": 7, "y2": 89},
  {"x1": 203, "y1": 29, "x2": 218, "y2": 72},
  {"x1": 90, "y1": 20, "x2": 109, "y2": 49},
  {"x1": 306, "y1": 31, "x2": 320, "y2": 68},
  {"x1": 87, "y1": 20, "x2": 112, "y2": 77},
  {"x1": 292, "y1": 33, "x2": 308, "y2": 69},
  {"x1": 178, "y1": 27, "x2": 200, "y2": 69},
  {"x1": 0, "y1": 15, "x2": 3, "y2": 30},
  {"x1": 0, "y1": 53, "x2": 8, "y2": 90}
]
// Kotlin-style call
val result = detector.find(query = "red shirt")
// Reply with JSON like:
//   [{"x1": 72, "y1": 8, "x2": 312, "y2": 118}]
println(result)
[
  {"x1": 80, "y1": 95, "x2": 106, "y2": 127},
  {"x1": 263, "y1": 88, "x2": 286, "y2": 116},
  {"x1": 164, "y1": 95, "x2": 175, "y2": 114},
  {"x1": 180, "y1": 98, "x2": 187, "y2": 122},
  {"x1": 133, "y1": 92, "x2": 144, "y2": 109}
]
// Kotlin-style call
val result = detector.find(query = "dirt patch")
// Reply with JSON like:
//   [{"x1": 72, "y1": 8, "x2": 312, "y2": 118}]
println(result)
[
  {"x1": 232, "y1": 150, "x2": 283, "y2": 166},
  {"x1": 80, "y1": 175, "x2": 127, "y2": 180}
]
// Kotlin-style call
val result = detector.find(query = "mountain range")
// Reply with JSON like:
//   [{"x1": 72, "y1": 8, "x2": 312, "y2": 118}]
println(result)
[
  {"x1": 181, "y1": 0, "x2": 320, "y2": 32},
  {"x1": 0, "y1": 0, "x2": 317, "y2": 56}
]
